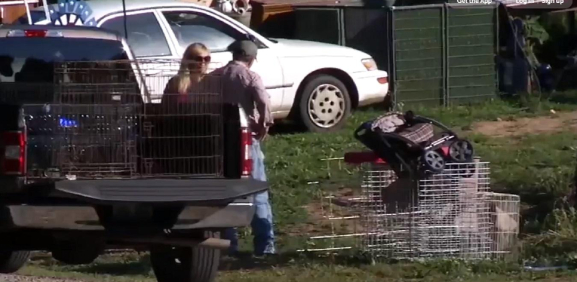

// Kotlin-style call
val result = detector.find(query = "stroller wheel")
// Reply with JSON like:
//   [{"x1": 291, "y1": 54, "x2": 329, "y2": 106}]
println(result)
[
  {"x1": 448, "y1": 140, "x2": 474, "y2": 162},
  {"x1": 422, "y1": 150, "x2": 445, "y2": 173}
]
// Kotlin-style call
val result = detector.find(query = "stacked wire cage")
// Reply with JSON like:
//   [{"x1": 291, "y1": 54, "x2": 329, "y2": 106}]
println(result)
[
  {"x1": 299, "y1": 111, "x2": 519, "y2": 260},
  {"x1": 18, "y1": 59, "x2": 226, "y2": 181},
  {"x1": 299, "y1": 152, "x2": 519, "y2": 261},
  {"x1": 345, "y1": 152, "x2": 516, "y2": 260},
  {"x1": 46, "y1": 60, "x2": 142, "y2": 179}
]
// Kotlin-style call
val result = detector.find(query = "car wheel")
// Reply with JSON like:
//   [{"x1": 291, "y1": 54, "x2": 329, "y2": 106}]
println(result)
[
  {"x1": 150, "y1": 231, "x2": 220, "y2": 282},
  {"x1": 0, "y1": 250, "x2": 30, "y2": 273},
  {"x1": 297, "y1": 74, "x2": 351, "y2": 132}
]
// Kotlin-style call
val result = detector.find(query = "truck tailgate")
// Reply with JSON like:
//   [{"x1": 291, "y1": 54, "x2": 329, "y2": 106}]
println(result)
[{"x1": 52, "y1": 178, "x2": 268, "y2": 204}]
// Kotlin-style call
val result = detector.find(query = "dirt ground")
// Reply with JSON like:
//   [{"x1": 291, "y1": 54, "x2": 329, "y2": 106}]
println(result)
[
  {"x1": 472, "y1": 111, "x2": 577, "y2": 137},
  {"x1": 298, "y1": 188, "x2": 364, "y2": 236},
  {"x1": 0, "y1": 274, "x2": 80, "y2": 282}
]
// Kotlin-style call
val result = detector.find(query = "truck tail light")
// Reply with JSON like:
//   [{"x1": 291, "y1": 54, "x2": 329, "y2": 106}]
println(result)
[
  {"x1": 240, "y1": 127, "x2": 253, "y2": 177},
  {"x1": 1, "y1": 131, "x2": 26, "y2": 175},
  {"x1": 24, "y1": 30, "x2": 47, "y2": 37},
  {"x1": 7, "y1": 30, "x2": 63, "y2": 38}
]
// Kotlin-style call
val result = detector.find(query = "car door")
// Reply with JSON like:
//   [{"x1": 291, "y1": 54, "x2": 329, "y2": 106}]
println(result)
[
  {"x1": 97, "y1": 10, "x2": 180, "y2": 103},
  {"x1": 156, "y1": 7, "x2": 285, "y2": 112}
]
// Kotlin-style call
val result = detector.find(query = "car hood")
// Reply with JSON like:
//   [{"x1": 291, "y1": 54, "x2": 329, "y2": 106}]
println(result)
[{"x1": 270, "y1": 38, "x2": 370, "y2": 58}]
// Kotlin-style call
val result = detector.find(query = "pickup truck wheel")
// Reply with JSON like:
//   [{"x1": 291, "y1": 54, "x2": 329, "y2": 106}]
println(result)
[
  {"x1": 0, "y1": 250, "x2": 30, "y2": 273},
  {"x1": 297, "y1": 74, "x2": 351, "y2": 133},
  {"x1": 150, "y1": 232, "x2": 220, "y2": 282}
]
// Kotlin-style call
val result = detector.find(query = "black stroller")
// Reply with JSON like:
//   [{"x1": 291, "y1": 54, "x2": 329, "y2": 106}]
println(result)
[{"x1": 354, "y1": 111, "x2": 475, "y2": 178}]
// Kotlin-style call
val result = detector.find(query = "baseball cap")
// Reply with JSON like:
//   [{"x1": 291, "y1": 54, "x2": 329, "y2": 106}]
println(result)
[{"x1": 228, "y1": 40, "x2": 258, "y2": 59}]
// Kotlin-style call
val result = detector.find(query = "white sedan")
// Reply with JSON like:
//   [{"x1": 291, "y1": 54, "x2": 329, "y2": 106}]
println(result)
[{"x1": 25, "y1": 0, "x2": 389, "y2": 132}]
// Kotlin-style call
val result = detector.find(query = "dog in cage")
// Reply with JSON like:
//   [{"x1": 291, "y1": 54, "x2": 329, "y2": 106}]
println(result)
[
  {"x1": 56, "y1": 61, "x2": 141, "y2": 104},
  {"x1": 48, "y1": 61, "x2": 142, "y2": 177}
]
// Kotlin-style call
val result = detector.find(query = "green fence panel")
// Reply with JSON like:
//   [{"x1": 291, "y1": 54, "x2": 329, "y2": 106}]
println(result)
[
  {"x1": 391, "y1": 4, "x2": 498, "y2": 107},
  {"x1": 446, "y1": 5, "x2": 497, "y2": 105},
  {"x1": 393, "y1": 6, "x2": 444, "y2": 106}
]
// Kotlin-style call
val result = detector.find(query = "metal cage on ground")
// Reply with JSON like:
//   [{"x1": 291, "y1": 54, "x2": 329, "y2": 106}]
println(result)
[
  {"x1": 298, "y1": 152, "x2": 520, "y2": 261},
  {"x1": 0, "y1": 59, "x2": 229, "y2": 180}
]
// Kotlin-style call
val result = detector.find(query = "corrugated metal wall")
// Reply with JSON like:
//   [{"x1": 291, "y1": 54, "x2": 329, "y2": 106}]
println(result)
[{"x1": 295, "y1": 8, "x2": 343, "y2": 45}]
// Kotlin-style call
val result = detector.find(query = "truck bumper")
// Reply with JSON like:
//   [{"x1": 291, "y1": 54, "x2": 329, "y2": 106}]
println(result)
[
  {"x1": 0, "y1": 178, "x2": 267, "y2": 230},
  {"x1": 5, "y1": 197, "x2": 255, "y2": 230}
]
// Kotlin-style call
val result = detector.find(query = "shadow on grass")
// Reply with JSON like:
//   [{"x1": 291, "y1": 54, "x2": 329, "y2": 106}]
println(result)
[
  {"x1": 75, "y1": 260, "x2": 152, "y2": 276},
  {"x1": 30, "y1": 253, "x2": 153, "y2": 277},
  {"x1": 267, "y1": 102, "x2": 390, "y2": 137},
  {"x1": 268, "y1": 120, "x2": 304, "y2": 136},
  {"x1": 31, "y1": 251, "x2": 373, "y2": 276},
  {"x1": 220, "y1": 251, "x2": 371, "y2": 271},
  {"x1": 549, "y1": 91, "x2": 577, "y2": 105}
]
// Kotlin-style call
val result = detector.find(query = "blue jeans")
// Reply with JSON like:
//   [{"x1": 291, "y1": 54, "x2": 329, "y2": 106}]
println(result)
[{"x1": 224, "y1": 138, "x2": 275, "y2": 255}]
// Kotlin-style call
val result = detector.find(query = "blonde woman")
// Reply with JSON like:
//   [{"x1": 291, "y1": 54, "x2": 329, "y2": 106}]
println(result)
[{"x1": 162, "y1": 42, "x2": 212, "y2": 104}]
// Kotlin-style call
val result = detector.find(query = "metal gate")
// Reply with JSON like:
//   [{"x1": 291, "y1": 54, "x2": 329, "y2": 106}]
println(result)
[{"x1": 391, "y1": 3, "x2": 498, "y2": 107}]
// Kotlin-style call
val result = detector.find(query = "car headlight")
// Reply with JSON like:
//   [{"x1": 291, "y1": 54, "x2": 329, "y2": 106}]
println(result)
[{"x1": 362, "y1": 58, "x2": 377, "y2": 71}]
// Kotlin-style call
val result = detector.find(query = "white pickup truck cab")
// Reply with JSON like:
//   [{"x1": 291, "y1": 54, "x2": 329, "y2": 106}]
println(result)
[{"x1": 24, "y1": 0, "x2": 389, "y2": 132}]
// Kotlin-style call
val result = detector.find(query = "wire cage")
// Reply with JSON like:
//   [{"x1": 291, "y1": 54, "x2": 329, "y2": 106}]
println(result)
[
  {"x1": 135, "y1": 59, "x2": 225, "y2": 104},
  {"x1": 299, "y1": 152, "x2": 520, "y2": 261},
  {"x1": 136, "y1": 60, "x2": 224, "y2": 178},
  {"x1": 296, "y1": 157, "x2": 367, "y2": 253},
  {"x1": 8, "y1": 59, "x2": 228, "y2": 180},
  {"x1": 485, "y1": 192, "x2": 521, "y2": 259}
]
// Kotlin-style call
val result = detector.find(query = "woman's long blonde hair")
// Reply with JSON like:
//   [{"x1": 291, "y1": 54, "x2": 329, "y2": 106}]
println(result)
[{"x1": 178, "y1": 43, "x2": 210, "y2": 94}]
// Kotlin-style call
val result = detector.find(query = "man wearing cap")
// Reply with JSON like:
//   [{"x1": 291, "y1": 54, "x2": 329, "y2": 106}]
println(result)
[{"x1": 215, "y1": 40, "x2": 275, "y2": 257}]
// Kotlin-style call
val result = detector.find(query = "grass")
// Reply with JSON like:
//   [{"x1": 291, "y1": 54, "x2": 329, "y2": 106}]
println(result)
[
  {"x1": 471, "y1": 132, "x2": 577, "y2": 219},
  {"x1": 523, "y1": 208, "x2": 577, "y2": 266},
  {"x1": 15, "y1": 94, "x2": 577, "y2": 281},
  {"x1": 263, "y1": 97, "x2": 577, "y2": 252},
  {"x1": 17, "y1": 252, "x2": 577, "y2": 282}
]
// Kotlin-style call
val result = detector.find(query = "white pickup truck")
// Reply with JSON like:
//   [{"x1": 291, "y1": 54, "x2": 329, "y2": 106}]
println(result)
[{"x1": 21, "y1": 0, "x2": 390, "y2": 132}]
